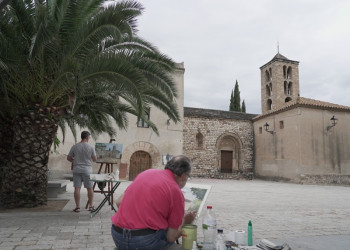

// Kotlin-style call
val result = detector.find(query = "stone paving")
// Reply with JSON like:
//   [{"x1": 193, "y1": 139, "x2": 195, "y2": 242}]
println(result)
[{"x1": 0, "y1": 178, "x2": 350, "y2": 249}]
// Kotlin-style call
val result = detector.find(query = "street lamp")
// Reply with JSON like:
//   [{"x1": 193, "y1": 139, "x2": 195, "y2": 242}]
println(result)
[
  {"x1": 263, "y1": 122, "x2": 275, "y2": 134},
  {"x1": 326, "y1": 115, "x2": 338, "y2": 131}
]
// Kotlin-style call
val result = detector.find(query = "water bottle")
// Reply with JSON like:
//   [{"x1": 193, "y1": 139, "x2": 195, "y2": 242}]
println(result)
[
  {"x1": 191, "y1": 241, "x2": 198, "y2": 250},
  {"x1": 247, "y1": 220, "x2": 253, "y2": 246},
  {"x1": 115, "y1": 169, "x2": 119, "y2": 181},
  {"x1": 202, "y1": 205, "x2": 217, "y2": 246},
  {"x1": 215, "y1": 229, "x2": 225, "y2": 250}
]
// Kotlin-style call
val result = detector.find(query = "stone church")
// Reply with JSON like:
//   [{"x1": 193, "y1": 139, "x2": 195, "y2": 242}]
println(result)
[
  {"x1": 184, "y1": 53, "x2": 350, "y2": 185},
  {"x1": 49, "y1": 53, "x2": 350, "y2": 185},
  {"x1": 253, "y1": 53, "x2": 350, "y2": 185}
]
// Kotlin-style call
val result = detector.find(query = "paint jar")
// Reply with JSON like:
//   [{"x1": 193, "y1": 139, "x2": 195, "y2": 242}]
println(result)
[{"x1": 182, "y1": 224, "x2": 197, "y2": 250}]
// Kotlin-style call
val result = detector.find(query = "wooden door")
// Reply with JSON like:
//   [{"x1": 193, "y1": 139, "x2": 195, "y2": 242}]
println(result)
[
  {"x1": 129, "y1": 151, "x2": 152, "y2": 180},
  {"x1": 221, "y1": 150, "x2": 233, "y2": 173},
  {"x1": 119, "y1": 163, "x2": 128, "y2": 179}
]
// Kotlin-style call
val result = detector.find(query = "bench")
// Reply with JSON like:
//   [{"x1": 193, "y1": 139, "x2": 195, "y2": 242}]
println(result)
[{"x1": 47, "y1": 180, "x2": 70, "y2": 198}]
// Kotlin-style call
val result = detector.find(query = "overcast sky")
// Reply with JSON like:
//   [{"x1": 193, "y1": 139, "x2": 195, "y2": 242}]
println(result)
[{"x1": 135, "y1": 0, "x2": 350, "y2": 114}]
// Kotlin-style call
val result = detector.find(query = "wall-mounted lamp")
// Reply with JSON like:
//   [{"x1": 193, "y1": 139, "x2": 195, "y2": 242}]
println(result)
[
  {"x1": 326, "y1": 115, "x2": 338, "y2": 131},
  {"x1": 263, "y1": 122, "x2": 275, "y2": 134},
  {"x1": 167, "y1": 119, "x2": 171, "y2": 126}
]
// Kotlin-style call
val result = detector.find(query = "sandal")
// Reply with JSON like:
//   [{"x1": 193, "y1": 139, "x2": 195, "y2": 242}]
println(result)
[
  {"x1": 88, "y1": 206, "x2": 95, "y2": 212},
  {"x1": 73, "y1": 207, "x2": 80, "y2": 213}
]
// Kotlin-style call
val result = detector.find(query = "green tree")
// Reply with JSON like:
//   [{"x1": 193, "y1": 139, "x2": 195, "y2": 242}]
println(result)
[
  {"x1": 232, "y1": 80, "x2": 241, "y2": 112},
  {"x1": 0, "y1": 0, "x2": 13, "y2": 10},
  {"x1": 242, "y1": 100, "x2": 246, "y2": 113},
  {"x1": 0, "y1": 0, "x2": 180, "y2": 208},
  {"x1": 229, "y1": 90, "x2": 234, "y2": 111}
]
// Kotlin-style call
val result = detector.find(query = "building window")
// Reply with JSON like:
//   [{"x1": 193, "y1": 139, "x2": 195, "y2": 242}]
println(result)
[
  {"x1": 284, "y1": 81, "x2": 288, "y2": 94},
  {"x1": 280, "y1": 121, "x2": 284, "y2": 129},
  {"x1": 265, "y1": 70, "x2": 270, "y2": 82},
  {"x1": 196, "y1": 132, "x2": 204, "y2": 149},
  {"x1": 266, "y1": 85, "x2": 271, "y2": 96},
  {"x1": 137, "y1": 109, "x2": 150, "y2": 128},
  {"x1": 267, "y1": 99, "x2": 272, "y2": 110},
  {"x1": 285, "y1": 97, "x2": 292, "y2": 103},
  {"x1": 259, "y1": 127, "x2": 262, "y2": 134},
  {"x1": 287, "y1": 82, "x2": 293, "y2": 95},
  {"x1": 287, "y1": 66, "x2": 292, "y2": 79}
]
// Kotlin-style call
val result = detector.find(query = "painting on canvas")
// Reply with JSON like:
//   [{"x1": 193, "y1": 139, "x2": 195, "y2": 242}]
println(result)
[
  {"x1": 95, "y1": 143, "x2": 123, "y2": 163},
  {"x1": 182, "y1": 183, "x2": 211, "y2": 222}
]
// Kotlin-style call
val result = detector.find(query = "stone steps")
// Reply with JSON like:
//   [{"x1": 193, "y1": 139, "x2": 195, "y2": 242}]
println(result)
[{"x1": 47, "y1": 180, "x2": 70, "y2": 198}]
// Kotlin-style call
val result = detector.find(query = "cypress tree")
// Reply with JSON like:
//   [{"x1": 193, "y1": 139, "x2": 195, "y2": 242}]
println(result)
[
  {"x1": 242, "y1": 100, "x2": 246, "y2": 113},
  {"x1": 232, "y1": 80, "x2": 241, "y2": 112},
  {"x1": 229, "y1": 90, "x2": 234, "y2": 111}
]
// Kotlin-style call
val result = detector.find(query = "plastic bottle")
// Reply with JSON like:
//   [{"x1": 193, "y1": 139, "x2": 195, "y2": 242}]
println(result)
[
  {"x1": 215, "y1": 229, "x2": 225, "y2": 250},
  {"x1": 191, "y1": 240, "x2": 198, "y2": 250},
  {"x1": 247, "y1": 220, "x2": 253, "y2": 246},
  {"x1": 115, "y1": 169, "x2": 119, "y2": 181},
  {"x1": 202, "y1": 205, "x2": 217, "y2": 246}
]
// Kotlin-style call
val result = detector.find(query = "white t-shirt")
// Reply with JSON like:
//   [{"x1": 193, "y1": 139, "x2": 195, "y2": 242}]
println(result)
[{"x1": 68, "y1": 142, "x2": 96, "y2": 174}]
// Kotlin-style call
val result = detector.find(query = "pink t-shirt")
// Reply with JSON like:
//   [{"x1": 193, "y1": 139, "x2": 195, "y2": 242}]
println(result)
[{"x1": 111, "y1": 169, "x2": 184, "y2": 230}]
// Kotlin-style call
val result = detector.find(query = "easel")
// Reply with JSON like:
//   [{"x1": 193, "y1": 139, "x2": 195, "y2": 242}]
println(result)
[{"x1": 85, "y1": 162, "x2": 116, "y2": 210}]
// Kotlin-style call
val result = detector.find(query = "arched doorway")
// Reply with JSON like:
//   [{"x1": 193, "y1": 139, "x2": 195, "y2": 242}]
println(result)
[
  {"x1": 129, "y1": 151, "x2": 152, "y2": 180},
  {"x1": 216, "y1": 133, "x2": 242, "y2": 173},
  {"x1": 221, "y1": 150, "x2": 233, "y2": 173}
]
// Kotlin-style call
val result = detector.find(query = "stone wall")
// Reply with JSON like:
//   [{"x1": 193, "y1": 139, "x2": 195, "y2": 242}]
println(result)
[
  {"x1": 183, "y1": 107, "x2": 256, "y2": 179},
  {"x1": 254, "y1": 107, "x2": 350, "y2": 182},
  {"x1": 299, "y1": 174, "x2": 350, "y2": 186}
]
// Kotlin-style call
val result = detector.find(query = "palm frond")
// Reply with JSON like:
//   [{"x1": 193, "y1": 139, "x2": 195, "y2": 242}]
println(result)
[{"x1": 0, "y1": 0, "x2": 180, "y2": 141}]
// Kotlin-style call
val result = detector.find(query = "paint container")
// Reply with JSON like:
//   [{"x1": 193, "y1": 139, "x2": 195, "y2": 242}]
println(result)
[{"x1": 182, "y1": 224, "x2": 197, "y2": 250}]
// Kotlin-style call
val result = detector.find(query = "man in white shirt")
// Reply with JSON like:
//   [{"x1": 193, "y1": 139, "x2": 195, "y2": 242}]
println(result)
[{"x1": 67, "y1": 131, "x2": 97, "y2": 212}]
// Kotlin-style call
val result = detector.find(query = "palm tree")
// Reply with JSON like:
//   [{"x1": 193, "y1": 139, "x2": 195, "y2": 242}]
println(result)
[
  {"x1": 0, "y1": 0, "x2": 180, "y2": 208},
  {"x1": 0, "y1": 0, "x2": 13, "y2": 10}
]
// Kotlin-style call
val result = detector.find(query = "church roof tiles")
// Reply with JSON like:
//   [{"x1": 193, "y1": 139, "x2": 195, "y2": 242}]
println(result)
[
  {"x1": 260, "y1": 52, "x2": 299, "y2": 69},
  {"x1": 253, "y1": 97, "x2": 350, "y2": 121},
  {"x1": 272, "y1": 52, "x2": 289, "y2": 60},
  {"x1": 184, "y1": 107, "x2": 258, "y2": 120}
]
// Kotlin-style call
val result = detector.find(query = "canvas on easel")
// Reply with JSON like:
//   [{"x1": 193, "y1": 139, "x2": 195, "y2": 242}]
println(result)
[
  {"x1": 182, "y1": 183, "x2": 211, "y2": 222},
  {"x1": 87, "y1": 143, "x2": 123, "y2": 209},
  {"x1": 95, "y1": 143, "x2": 123, "y2": 163}
]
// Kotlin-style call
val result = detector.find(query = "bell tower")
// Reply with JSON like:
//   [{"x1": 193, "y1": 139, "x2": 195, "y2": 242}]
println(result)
[{"x1": 260, "y1": 53, "x2": 300, "y2": 114}]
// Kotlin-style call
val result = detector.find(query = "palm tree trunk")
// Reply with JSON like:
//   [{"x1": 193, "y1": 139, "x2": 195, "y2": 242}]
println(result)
[
  {"x1": 0, "y1": 118, "x2": 14, "y2": 207},
  {"x1": 0, "y1": 106, "x2": 59, "y2": 208}
]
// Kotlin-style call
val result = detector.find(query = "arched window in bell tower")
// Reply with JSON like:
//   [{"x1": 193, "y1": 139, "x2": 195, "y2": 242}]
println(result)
[
  {"x1": 285, "y1": 97, "x2": 292, "y2": 103},
  {"x1": 287, "y1": 66, "x2": 292, "y2": 79},
  {"x1": 284, "y1": 81, "x2": 288, "y2": 95},
  {"x1": 287, "y1": 82, "x2": 293, "y2": 95},
  {"x1": 265, "y1": 70, "x2": 270, "y2": 82},
  {"x1": 283, "y1": 66, "x2": 287, "y2": 79},
  {"x1": 267, "y1": 99, "x2": 272, "y2": 110},
  {"x1": 266, "y1": 85, "x2": 271, "y2": 96}
]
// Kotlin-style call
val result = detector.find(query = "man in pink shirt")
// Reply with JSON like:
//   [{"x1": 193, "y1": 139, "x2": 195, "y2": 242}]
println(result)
[{"x1": 111, "y1": 155, "x2": 195, "y2": 250}]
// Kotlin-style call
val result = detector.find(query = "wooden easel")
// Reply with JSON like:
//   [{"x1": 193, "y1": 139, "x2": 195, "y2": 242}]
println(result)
[{"x1": 85, "y1": 162, "x2": 116, "y2": 209}]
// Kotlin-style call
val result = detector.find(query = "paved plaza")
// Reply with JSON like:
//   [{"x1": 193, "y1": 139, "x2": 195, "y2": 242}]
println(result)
[{"x1": 1, "y1": 178, "x2": 350, "y2": 249}]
